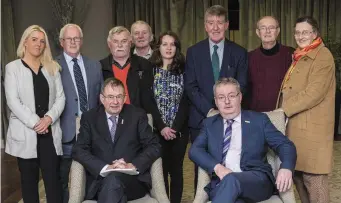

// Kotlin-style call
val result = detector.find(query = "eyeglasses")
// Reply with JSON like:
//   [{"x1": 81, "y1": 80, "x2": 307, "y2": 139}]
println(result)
[
  {"x1": 62, "y1": 37, "x2": 82, "y2": 43},
  {"x1": 294, "y1": 30, "x2": 313, "y2": 37},
  {"x1": 215, "y1": 92, "x2": 240, "y2": 102},
  {"x1": 258, "y1": 26, "x2": 278, "y2": 32},
  {"x1": 102, "y1": 94, "x2": 126, "y2": 101}
]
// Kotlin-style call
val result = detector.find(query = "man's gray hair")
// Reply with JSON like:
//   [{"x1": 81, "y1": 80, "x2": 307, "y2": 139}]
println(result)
[
  {"x1": 107, "y1": 26, "x2": 131, "y2": 42},
  {"x1": 213, "y1": 77, "x2": 241, "y2": 96},
  {"x1": 205, "y1": 5, "x2": 228, "y2": 22},
  {"x1": 256, "y1": 16, "x2": 280, "y2": 29}
]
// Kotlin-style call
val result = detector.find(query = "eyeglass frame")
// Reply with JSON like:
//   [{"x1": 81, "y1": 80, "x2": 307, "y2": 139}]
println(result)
[
  {"x1": 62, "y1": 37, "x2": 82, "y2": 43},
  {"x1": 215, "y1": 92, "x2": 240, "y2": 102},
  {"x1": 257, "y1": 26, "x2": 279, "y2": 32},
  {"x1": 101, "y1": 94, "x2": 126, "y2": 101},
  {"x1": 294, "y1": 30, "x2": 314, "y2": 37}
]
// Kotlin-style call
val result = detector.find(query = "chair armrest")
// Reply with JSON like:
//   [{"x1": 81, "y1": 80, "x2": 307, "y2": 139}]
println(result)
[
  {"x1": 279, "y1": 186, "x2": 296, "y2": 203},
  {"x1": 147, "y1": 114, "x2": 153, "y2": 131},
  {"x1": 149, "y1": 158, "x2": 170, "y2": 203},
  {"x1": 193, "y1": 167, "x2": 210, "y2": 203},
  {"x1": 68, "y1": 160, "x2": 86, "y2": 203}
]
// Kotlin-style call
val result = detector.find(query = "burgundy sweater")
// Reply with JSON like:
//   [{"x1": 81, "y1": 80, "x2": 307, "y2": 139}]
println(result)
[{"x1": 246, "y1": 44, "x2": 294, "y2": 112}]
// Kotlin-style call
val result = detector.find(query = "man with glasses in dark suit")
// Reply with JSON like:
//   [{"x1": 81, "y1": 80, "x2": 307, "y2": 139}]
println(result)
[{"x1": 72, "y1": 78, "x2": 161, "y2": 203}]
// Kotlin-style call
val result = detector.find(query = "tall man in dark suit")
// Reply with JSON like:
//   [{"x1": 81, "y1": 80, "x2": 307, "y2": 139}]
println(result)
[
  {"x1": 189, "y1": 77, "x2": 297, "y2": 203},
  {"x1": 184, "y1": 5, "x2": 248, "y2": 188},
  {"x1": 72, "y1": 78, "x2": 161, "y2": 203},
  {"x1": 56, "y1": 24, "x2": 103, "y2": 203},
  {"x1": 100, "y1": 26, "x2": 158, "y2": 116}
]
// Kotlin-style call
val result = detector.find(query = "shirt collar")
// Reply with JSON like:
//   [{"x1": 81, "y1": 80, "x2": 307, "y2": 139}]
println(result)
[
  {"x1": 133, "y1": 47, "x2": 153, "y2": 58},
  {"x1": 106, "y1": 112, "x2": 118, "y2": 120},
  {"x1": 63, "y1": 52, "x2": 82, "y2": 63},
  {"x1": 112, "y1": 57, "x2": 131, "y2": 69},
  {"x1": 209, "y1": 38, "x2": 225, "y2": 50},
  {"x1": 224, "y1": 112, "x2": 241, "y2": 124}
]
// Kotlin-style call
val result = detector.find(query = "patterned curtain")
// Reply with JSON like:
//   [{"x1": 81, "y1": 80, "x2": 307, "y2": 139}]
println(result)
[
  {"x1": 239, "y1": 0, "x2": 341, "y2": 50},
  {"x1": 1, "y1": 0, "x2": 17, "y2": 145},
  {"x1": 47, "y1": 0, "x2": 91, "y2": 52},
  {"x1": 111, "y1": 0, "x2": 229, "y2": 53}
]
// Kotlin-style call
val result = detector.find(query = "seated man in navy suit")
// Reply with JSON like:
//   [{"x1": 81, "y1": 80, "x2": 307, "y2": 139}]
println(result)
[
  {"x1": 72, "y1": 78, "x2": 161, "y2": 203},
  {"x1": 189, "y1": 77, "x2": 297, "y2": 203}
]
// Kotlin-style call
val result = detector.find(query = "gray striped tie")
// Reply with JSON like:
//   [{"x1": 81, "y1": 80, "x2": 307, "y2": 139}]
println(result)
[
  {"x1": 109, "y1": 116, "x2": 117, "y2": 143},
  {"x1": 222, "y1": 119, "x2": 234, "y2": 165}
]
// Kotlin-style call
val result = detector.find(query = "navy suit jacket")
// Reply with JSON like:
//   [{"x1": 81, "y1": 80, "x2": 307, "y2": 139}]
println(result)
[
  {"x1": 189, "y1": 110, "x2": 297, "y2": 193},
  {"x1": 56, "y1": 54, "x2": 103, "y2": 155},
  {"x1": 184, "y1": 38, "x2": 248, "y2": 129}
]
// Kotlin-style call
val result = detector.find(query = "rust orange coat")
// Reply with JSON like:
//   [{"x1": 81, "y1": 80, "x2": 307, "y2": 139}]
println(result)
[{"x1": 277, "y1": 43, "x2": 335, "y2": 174}]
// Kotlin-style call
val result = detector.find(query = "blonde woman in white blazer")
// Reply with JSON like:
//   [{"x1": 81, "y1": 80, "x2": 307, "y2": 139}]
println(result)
[{"x1": 4, "y1": 25, "x2": 65, "y2": 203}]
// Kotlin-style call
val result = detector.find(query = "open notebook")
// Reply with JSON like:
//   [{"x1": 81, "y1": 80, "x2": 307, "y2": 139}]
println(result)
[{"x1": 102, "y1": 168, "x2": 139, "y2": 176}]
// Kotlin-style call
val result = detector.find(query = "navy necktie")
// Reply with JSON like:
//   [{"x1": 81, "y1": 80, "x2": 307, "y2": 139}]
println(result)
[
  {"x1": 222, "y1": 119, "x2": 234, "y2": 165},
  {"x1": 212, "y1": 45, "x2": 220, "y2": 81},
  {"x1": 109, "y1": 116, "x2": 117, "y2": 143},
  {"x1": 72, "y1": 58, "x2": 88, "y2": 113}
]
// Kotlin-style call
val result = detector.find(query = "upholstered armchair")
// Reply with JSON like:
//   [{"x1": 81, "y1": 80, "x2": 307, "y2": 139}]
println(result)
[
  {"x1": 68, "y1": 114, "x2": 170, "y2": 203},
  {"x1": 193, "y1": 111, "x2": 296, "y2": 203}
]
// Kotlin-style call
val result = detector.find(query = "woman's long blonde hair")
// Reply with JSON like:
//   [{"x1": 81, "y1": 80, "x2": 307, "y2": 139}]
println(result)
[{"x1": 16, "y1": 25, "x2": 60, "y2": 75}]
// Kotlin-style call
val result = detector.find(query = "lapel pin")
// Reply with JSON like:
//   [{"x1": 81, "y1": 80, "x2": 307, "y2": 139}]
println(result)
[
  {"x1": 121, "y1": 119, "x2": 124, "y2": 124},
  {"x1": 245, "y1": 120, "x2": 250, "y2": 123}
]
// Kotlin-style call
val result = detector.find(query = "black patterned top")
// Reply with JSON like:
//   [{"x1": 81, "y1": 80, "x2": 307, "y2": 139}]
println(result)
[{"x1": 153, "y1": 68, "x2": 184, "y2": 127}]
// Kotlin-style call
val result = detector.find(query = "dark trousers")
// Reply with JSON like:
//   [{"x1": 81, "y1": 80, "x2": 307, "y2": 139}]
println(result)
[
  {"x1": 60, "y1": 137, "x2": 76, "y2": 203},
  {"x1": 210, "y1": 171, "x2": 274, "y2": 203},
  {"x1": 92, "y1": 172, "x2": 148, "y2": 203},
  {"x1": 159, "y1": 132, "x2": 189, "y2": 203},
  {"x1": 189, "y1": 128, "x2": 201, "y2": 194},
  {"x1": 60, "y1": 156, "x2": 72, "y2": 203},
  {"x1": 17, "y1": 133, "x2": 62, "y2": 203}
]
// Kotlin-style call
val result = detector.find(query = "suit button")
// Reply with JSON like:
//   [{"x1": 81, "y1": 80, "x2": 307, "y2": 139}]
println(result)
[
  {"x1": 289, "y1": 87, "x2": 292, "y2": 89},
  {"x1": 75, "y1": 98, "x2": 78, "y2": 101},
  {"x1": 75, "y1": 113, "x2": 78, "y2": 116}
]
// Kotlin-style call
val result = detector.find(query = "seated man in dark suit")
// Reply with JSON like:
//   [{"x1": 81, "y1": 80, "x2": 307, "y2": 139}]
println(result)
[
  {"x1": 189, "y1": 77, "x2": 297, "y2": 203},
  {"x1": 72, "y1": 78, "x2": 161, "y2": 203}
]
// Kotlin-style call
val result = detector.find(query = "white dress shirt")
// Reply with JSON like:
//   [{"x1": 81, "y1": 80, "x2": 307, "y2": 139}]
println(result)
[
  {"x1": 224, "y1": 113, "x2": 242, "y2": 172},
  {"x1": 133, "y1": 47, "x2": 153, "y2": 59},
  {"x1": 63, "y1": 52, "x2": 88, "y2": 115},
  {"x1": 99, "y1": 113, "x2": 118, "y2": 177}
]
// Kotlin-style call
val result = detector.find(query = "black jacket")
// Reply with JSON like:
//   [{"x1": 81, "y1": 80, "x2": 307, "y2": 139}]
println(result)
[
  {"x1": 100, "y1": 54, "x2": 159, "y2": 118},
  {"x1": 72, "y1": 104, "x2": 161, "y2": 199}
]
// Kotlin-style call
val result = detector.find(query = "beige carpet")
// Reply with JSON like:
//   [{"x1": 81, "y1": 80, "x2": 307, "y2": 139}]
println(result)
[{"x1": 19, "y1": 142, "x2": 341, "y2": 203}]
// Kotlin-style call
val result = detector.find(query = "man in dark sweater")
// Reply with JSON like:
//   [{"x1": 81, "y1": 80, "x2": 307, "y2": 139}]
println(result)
[{"x1": 245, "y1": 16, "x2": 294, "y2": 112}]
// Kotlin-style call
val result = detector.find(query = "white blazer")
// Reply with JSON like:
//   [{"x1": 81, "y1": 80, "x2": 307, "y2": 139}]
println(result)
[{"x1": 4, "y1": 59, "x2": 65, "y2": 158}]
